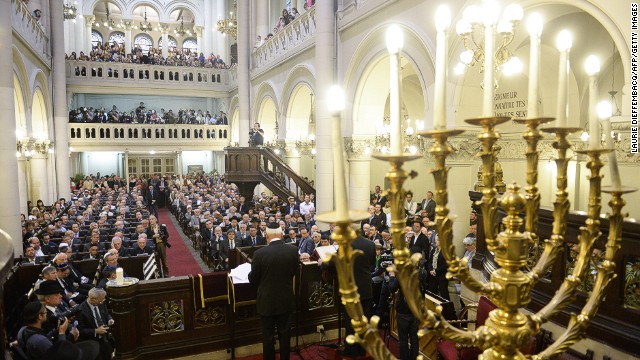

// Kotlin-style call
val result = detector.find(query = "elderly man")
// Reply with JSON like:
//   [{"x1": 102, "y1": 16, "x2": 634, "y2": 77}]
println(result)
[
  {"x1": 110, "y1": 236, "x2": 129, "y2": 258},
  {"x1": 130, "y1": 234, "x2": 153, "y2": 256},
  {"x1": 76, "y1": 288, "x2": 115, "y2": 360},
  {"x1": 145, "y1": 215, "x2": 170, "y2": 277},
  {"x1": 463, "y1": 236, "x2": 476, "y2": 268}
]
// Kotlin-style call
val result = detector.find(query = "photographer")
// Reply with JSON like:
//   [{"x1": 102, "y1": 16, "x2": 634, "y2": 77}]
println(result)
[
  {"x1": 75, "y1": 288, "x2": 115, "y2": 360},
  {"x1": 250, "y1": 123, "x2": 264, "y2": 147},
  {"x1": 15, "y1": 301, "x2": 68, "y2": 359}
]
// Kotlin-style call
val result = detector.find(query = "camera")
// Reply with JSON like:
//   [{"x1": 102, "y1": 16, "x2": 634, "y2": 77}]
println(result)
[
  {"x1": 380, "y1": 252, "x2": 394, "y2": 270},
  {"x1": 56, "y1": 305, "x2": 82, "y2": 322}
]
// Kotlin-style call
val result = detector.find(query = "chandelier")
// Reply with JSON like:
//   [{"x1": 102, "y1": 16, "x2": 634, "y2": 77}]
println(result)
[
  {"x1": 174, "y1": 17, "x2": 193, "y2": 37},
  {"x1": 139, "y1": 8, "x2": 153, "y2": 33},
  {"x1": 375, "y1": 111, "x2": 425, "y2": 154},
  {"x1": 216, "y1": 0, "x2": 237, "y2": 39},
  {"x1": 16, "y1": 131, "x2": 53, "y2": 158},
  {"x1": 455, "y1": 2, "x2": 524, "y2": 80},
  {"x1": 63, "y1": 1, "x2": 77, "y2": 21}
]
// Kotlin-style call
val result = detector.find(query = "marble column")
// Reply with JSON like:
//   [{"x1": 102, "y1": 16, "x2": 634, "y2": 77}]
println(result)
[
  {"x1": 203, "y1": 0, "x2": 213, "y2": 55},
  {"x1": 195, "y1": 26, "x2": 203, "y2": 54},
  {"x1": 256, "y1": 0, "x2": 269, "y2": 40},
  {"x1": 346, "y1": 139, "x2": 372, "y2": 211},
  {"x1": 52, "y1": 0, "x2": 71, "y2": 200},
  {"x1": 123, "y1": 20, "x2": 133, "y2": 55},
  {"x1": 85, "y1": 15, "x2": 95, "y2": 53},
  {"x1": 30, "y1": 155, "x2": 50, "y2": 205},
  {"x1": 237, "y1": 0, "x2": 251, "y2": 146},
  {"x1": 178, "y1": 151, "x2": 184, "y2": 178},
  {"x1": 216, "y1": 0, "x2": 228, "y2": 60},
  {"x1": 18, "y1": 158, "x2": 29, "y2": 219},
  {"x1": 313, "y1": 0, "x2": 335, "y2": 215},
  {"x1": 74, "y1": 15, "x2": 85, "y2": 55},
  {"x1": 124, "y1": 151, "x2": 129, "y2": 184},
  {"x1": 160, "y1": 24, "x2": 169, "y2": 59}
]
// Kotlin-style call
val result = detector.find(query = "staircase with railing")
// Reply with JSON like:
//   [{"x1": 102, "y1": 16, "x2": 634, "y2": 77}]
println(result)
[{"x1": 224, "y1": 147, "x2": 315, "y2": 200}]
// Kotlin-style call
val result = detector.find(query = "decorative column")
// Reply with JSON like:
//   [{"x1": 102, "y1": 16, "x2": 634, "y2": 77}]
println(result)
[
  {"x1": 177, "y1": 150, "x2": 184, "y2": 178},
  {"x1": 18, "y1": 158, "x2": 29, "y2": 216},
  {"x1": 203, "y1": 0, "x2": 213, "y2": 55},
  {"x1": 124, "y1": 151, "x2": 129, "y2": 184},
  {"x1": 30, "y1": 155, "x2": 51, "y2": 204},
  {"x1": 52, "y1": 0, "x2": 72, "y2": 200},
  {"x1": 237, "y1": 0, "x2": 251, "y2": 146},
  {"x1": 85, "y1": 15, "x2": 95, "y2": 53},
  {"x1": 256, "y1": 0, "x2": 269, "y2": 40},
  {"x1": 346, "y1": 138, "x2": 372, "y2": 211},
  {"x1": 0, "y1": 0, "x2": 21, "y2": 254},
  {"x1": 74, "y1": 14, "x2": 85, "y2": 55},
  {"x1": 313, "y1": 0, "x2": 335, "y2": 215},
  {"x1": 160, "y1": 24, "x2": 170, "y2": 59},
  {"x1": 195, "y1": 26, "x2": 203, "y2": 55},
  {"x1": 123, "y1": 20, "x2": 134, "y2": 55},
  {"x1": 216, "y1": 0, "x2": 228, "y2": 59}
]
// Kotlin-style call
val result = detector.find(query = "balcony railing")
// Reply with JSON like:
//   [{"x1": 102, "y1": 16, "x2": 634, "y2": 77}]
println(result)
[
  {"x1": 66, "y1": 61, "x2": 236, "y2": 95},
  {"x1": 68, "y1": 123, "x2": 231, "y2": 151},
  {"x1": 251, "y1": 6, "x2": 316, "y2": 72},
  {"x1": 11, "y1": 0, "x2": 50, "y2": 63}
]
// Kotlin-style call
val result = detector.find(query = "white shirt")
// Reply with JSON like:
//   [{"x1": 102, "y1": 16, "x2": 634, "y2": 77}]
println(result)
[{"x1": 299, "y1": 201, "x2": 314, "y2": 215}]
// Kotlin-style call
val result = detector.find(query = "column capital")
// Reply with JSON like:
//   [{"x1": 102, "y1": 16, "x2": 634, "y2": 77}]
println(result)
[
  {"x1": 122, "y1": 19, "x2": 134, "y2": 31},
  {"x1": 85, "y1": 15, "x2": 95, "y2": 27},
  {"x1": 159, "y1": 23, "x2": 170, "y2": 33},
  {"x1": 194, "y1": 26, "x2": 203, "y2": 36},
  {"x1": 345, "y1": 137, "x2": 374, "y2": 160}
]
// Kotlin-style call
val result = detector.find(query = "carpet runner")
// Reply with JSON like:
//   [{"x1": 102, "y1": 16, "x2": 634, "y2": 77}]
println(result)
[{"x1": 157, "y1": 207, "x2": 204, "y2": 276}]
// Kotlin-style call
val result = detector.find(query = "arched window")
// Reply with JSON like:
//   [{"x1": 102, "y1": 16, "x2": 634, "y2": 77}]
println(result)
[
  {"x1": 91, "y1": 30, "x2": 103, "y2": 48},
  {"x1": 182, "y1": 38, "x2": 198, "y2": 53},
  {"x1": 133, "y1": 33, "x2": 154, "y2": 54},
  {"x1": 108, "y1": 31, "x2": 125, "y2": 46},
  {"x1": 158, "y1": 36, "x2": 178, "y2": 52}
]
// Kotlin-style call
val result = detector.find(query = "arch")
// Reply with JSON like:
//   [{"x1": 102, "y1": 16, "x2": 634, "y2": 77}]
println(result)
[
  {"x1": 344, "y1": 23, "x2": 432, "y2": 136},
  {"x1": 182, "y1": 38, "x2": 198, "y2": 53},
  {"x1": 133, "y1": 33, "x2": 154, "y2": 53},
  {"x1": 165, "y1": 2, "x2": 201, "y2": 25},
  {"x1": 108, "y1": 31, "x2": 126, "y2": 45},
  {"x1": 252, "y1": 81, "x2": 279, "y2": 127},
  {"x1": 127, "y1": 2, "x2": 162, "y2": 21},
  {"x1": 91, "y1": 30, "x2": 104, "y2": 48},
  {"x1": 84, "y1": 0, "x2": 125, "y2": 16},
  {"x1": 12, "y1": 48, "x2": 31, "y2": 113},
  {"x1": 158, "y1": 35, "x2": 178, "y2": 51},
  {"x1": 14, "y1": 75, "x2": 27, "y2": 135},
  {"x1": 284, "y1": 84, "x2": 314, "y2": 141},
  {"x1": 256, "y1": 98, "x2": 278, "y2": 144},
  {"x1": 31, "y1": 88, "x2": 48, "y2": 137},
  {"x1": 279, "y1": 65, "x2": 316, "y2": 139}
]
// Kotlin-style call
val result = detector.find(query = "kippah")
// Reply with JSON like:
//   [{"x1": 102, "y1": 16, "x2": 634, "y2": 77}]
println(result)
[{"x1": 267, "y1": 222, "x2": 279, "y2": 229}]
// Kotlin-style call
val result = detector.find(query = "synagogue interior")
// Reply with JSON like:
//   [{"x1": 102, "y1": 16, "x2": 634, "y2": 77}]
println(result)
[{"x1": 1, "y1": 0, "x2": 639, "y2": 359}]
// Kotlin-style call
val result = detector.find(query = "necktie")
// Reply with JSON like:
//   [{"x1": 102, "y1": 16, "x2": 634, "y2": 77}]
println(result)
[
  {"x1": 230, "y1": 241, "x2": 235, "y2": 249},
  {"x1": 94, "y1": 306, "x2": 104, "y2": 327},
  {"x1": 252, "y1": 237, "x2": 256, "y2": 246}
]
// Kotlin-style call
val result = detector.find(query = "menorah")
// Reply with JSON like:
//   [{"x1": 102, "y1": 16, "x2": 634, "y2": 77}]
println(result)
[{"x1": 316, "y1": 5, "x2": 635, "y2": 360}]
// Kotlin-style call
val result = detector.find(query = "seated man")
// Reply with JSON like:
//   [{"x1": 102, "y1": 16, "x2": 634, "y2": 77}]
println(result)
[
  {"x1": 75, "y1": 288, "x2": 115, "y2": 360},
  {"x1": 15, "y1": 301, "x2": 69, "y2": 359},
  {"x1": 130, "y1": 234, "x2": 153, "y2": 256}
]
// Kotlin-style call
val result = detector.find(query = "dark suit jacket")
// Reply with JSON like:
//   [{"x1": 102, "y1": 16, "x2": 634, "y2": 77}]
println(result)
[
  {"x1": 146, "y1": 188, "x2": 158, "y2": 207},
  {"x1": 421, "y1": 199, "x2": 436, "y2": 221},
  {"x1": 427, "y1": 248, "x2": 448, "y2": 281},
  {"x1": 130, "y1": 246, "x2": 153, "y2": 256},
  {"x1": 145, "y1": 225, "x2": 169, "y2": 247},
  {"x1": 409, "y1": 233, "x2": 431, "y2": 260},
  {"x1": 249, "y1": 240, "x2": 299, "y2": 316},
  {"x1": 76, "y1": 301, "x2": 113, "y2": 341},
  {"x1": 350, "y1": 237, "x2": 377, "y2": 300},
  {"x1": 201, "y1": 227, "x2": 216, "y2": 244},
  {"x1": 284, "y1": 203, "x2": 300, "y2": 216}
]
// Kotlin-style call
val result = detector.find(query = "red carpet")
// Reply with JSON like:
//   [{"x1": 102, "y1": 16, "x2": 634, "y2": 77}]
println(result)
[{"x1": 157, "y1": 207, "x2": 203, "y2": 276}]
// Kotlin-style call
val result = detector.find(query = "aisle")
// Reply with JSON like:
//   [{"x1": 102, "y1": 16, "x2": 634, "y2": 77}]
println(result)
[{"x1": 157, "y1": 207, "x2": 205, "y2": 276}]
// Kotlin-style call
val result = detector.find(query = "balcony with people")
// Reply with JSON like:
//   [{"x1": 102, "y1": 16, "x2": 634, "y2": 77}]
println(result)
[{"x1": 11, "y1": 0, "x2": 50, "y2": 62}]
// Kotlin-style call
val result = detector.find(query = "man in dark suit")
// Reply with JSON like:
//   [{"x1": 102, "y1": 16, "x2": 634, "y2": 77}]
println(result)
[
  {"x1": 245, "y1": 226, "x2": 265, "y2": 247},
  {"x1": 145, "y1": 216, "x2": 170, "y2": 277},
  {"x1": 130, "y1": 235, "x2": 153, "y2": 256},
  {"x1": 410, "y1": 220, "x2": 432, "y2": 261},
  {"x1": 249, "y1": 224, "x2": 299, "y2": 360},
  {"x1": 75, "y1": 287, "x2": 114, "y2": 360},
  {"x1": 156, "y1": 177, "x2": 168, "y2": 207},
  {"x1": 427, "y1": 235, "x2": 449, "y2": 300},
  {"x1": 420, "y1": 191, "x2": 436, "y2": 222},
  {"x1": 283, "y1": 196, "x2": 300, "y2": 216},
  {"x1": 146, "y1": 186, "x2": 159, "y2": 218}
]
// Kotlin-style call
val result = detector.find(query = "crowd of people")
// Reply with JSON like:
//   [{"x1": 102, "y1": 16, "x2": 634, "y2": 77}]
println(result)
[
  {"x1": 69, "y1": 102, "x2": 228, "y2": 125},
  {"x1": 66, "y1": 41, "x2": 232, "y2": 69},
  {"x1": 254, "y1": 3, "x2": 315, "y2": 48}
]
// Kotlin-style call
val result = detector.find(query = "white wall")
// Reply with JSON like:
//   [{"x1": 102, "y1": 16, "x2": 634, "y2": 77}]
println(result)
[
  {"x1": 181, "y1": 151, "x2": 213, "y2": 174},
  {"x1": 75, "y1": 94, "x2": 221, "y2": 114},
  {"x1": 82, "y1": 151, "x2": 121, "y2": 176}
]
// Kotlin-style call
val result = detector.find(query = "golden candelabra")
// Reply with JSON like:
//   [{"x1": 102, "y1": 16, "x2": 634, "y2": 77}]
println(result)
[{"x1": 320, "y1": 114, "x2": 636, "y2": 359}]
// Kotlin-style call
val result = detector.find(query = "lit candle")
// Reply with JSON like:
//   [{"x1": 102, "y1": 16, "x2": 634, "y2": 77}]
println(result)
[
  {"x1": 327, "y1": 85, "x2": 349, "y2": 219},
  {"x1": 585, "y1": 55, "x2": 601, "y2": 150},
  {"x1": 526, "y1": 13, "x2": 543, "y2": 118},
  {"x1": 555, "y1": 30, "x2": 572, "y2": 126},
  {"x1": 598, "y1": 101, "x2": 622, "y2": 190},
  {"x1": 116, "y1": 267, "x2": 124, "y2": 285},
  {"x1": 481, "y1": 1, "x2": 500, "y2": 117},
  {"x1": 433, "y1": 5, "x2": 451, "y2": 129},
  {"x1": 386, "y1": 25, "x2": 404, "y2": 155}
]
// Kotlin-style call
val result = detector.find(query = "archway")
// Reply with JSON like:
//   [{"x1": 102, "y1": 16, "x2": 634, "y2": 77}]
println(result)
[
  {"x1": 285, "y1": 84, "x2": 314, "y2": 141},
  {"x1": 31, "y1": 89, "x2": 48, "y2": 138},
  {"x1": 256, "y1": 97, "x2": 277, "y2": 144}
]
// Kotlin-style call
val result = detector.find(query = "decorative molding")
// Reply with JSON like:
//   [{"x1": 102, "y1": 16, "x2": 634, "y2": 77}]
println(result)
[
  {"x1": 109, "y1": 296, "x2": 135, "y2": 314},
  {"x1": 308, "y1": 281, "x2": 334, "y2": 311},
  {"x1": 194, "y1": 305, "x2": 226, "y2": 328},
  {"x1": 344, "y1": 137, "x2": 373, "y2": 160},
  {"x1": 149, "y1": 300, "x2": 185, "y2": 334}
]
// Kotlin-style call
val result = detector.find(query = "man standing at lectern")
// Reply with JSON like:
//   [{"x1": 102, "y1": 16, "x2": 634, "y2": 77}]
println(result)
[{"x1": 249, "y1": 223, "x2": 299, "y2": 360}]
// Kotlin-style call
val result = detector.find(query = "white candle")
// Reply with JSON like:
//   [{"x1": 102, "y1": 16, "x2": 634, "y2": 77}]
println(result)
[
  {"x1": 386, "y1": 25, "x2": 404, "y2": 154},
  {"x1": 482, "y1": 23, "x2": 495, "y2": 117},
  {"x1": 598, "y1": 101, "x2": 622, "y2": 190},
  {"x1": 585, "y1": 55, "x2": 601, "y2": 150},
  {"x1": 555, "y1": 30, "x2": 572, "y2": 126},
  {"x1": 116, "y1": 267, "x2": 124, "y2": 285},
  {"x1": 327, "y1": 85, "x2": 349, "y2": 219},
  {"x1": 433, "y1": 6, "x2": 451, "y2": 129},
  {"x1": 526, "y1": 14, "x2": 543, "y2": 118}
]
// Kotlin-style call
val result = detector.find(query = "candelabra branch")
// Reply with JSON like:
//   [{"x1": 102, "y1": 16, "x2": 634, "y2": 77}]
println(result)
[
  {"x1": 533, "y1": 187, "x2": 636, "y2": 360},
  {"x1": 532, "y1": 150, "x2": 608, "y2": 324},
  {"x1": 528, "y1": 127, "x2": 581, "y2": 283},
  {"x1": 465, "y1": 117, "x2": 510, "y2": 252}
]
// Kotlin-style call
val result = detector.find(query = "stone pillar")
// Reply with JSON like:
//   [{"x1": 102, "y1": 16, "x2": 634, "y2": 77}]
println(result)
[
  {"x1": 124, "y1": 151, "x2": 129, "y2": 185},
  {"x1": 256, "y1": 0, "x2": 269, "y2": 41},
  {"x1": 313, "y1": 0, "x2": 335, "y2": 215},
  {"x1": 203, "y1": 0, "x2": 213, "y2": 55},
  {"x1": 52, "y1": 0, "x2": 71, "y2": 200},
  {"x1": 64, "y1": 15, "x2": 74, "y2": 54},
  {"x1": 30, "y1": 155, "x2": 50, "y2": 205},
  {"x1": 195, "y1": 26, "x2": 203, "y2": 55},
  {"x1": 178, "y1": 151, "x2": 184, "y2": 178},
  {"x1": 160, "y1": 24, "x2": 169, "y2": 59},
  {"x1": 237, "y1": 0, "x2": 251, "y2": 146},
  {"x1": 85, "y1": 15, "x2": 95, "y2": 53},
  {"x1": 216, "y1": 0, "x2": 228, "y2": 60},
  {"x1": 74, "y1": 15, "x2": 85, "y2": 55},
  {"x1": 18, "y1": 158, "x2": 29, "y2": 217},
  {"x1": 346, "y1": 139, "x2": 372, "y2": 211},
  {"x1": 123, "y1": 20, "x2": 133, "y2": 55}
]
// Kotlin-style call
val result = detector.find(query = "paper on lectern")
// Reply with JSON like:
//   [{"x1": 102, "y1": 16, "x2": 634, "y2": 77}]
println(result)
[{"x1": 229, "y1": 262, "x2": 252, "y2": 284}]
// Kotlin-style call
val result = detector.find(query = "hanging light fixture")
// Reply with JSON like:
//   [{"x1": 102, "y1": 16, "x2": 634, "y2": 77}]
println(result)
[
  {"x1": 174, "y1": 17, "x2": 193, "y2": 37},
  {"x1": 63, "y1": 1, "x2": 77, "y2": 21},
  {"x1": 139, "y1": 7, "x2": 153, "y2": 33},
  {"x1": 216, "y1": 0, "x2": 237, "y2": 39}
]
